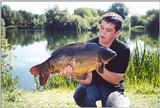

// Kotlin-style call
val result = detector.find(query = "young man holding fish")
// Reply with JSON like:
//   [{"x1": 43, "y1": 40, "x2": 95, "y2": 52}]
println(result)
[{"x1": 60, "y1": 12, "x2": 131, "y2": 107}]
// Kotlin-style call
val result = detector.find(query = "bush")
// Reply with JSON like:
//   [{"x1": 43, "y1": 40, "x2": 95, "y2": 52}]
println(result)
[{"x1": 1, "y1": 28, "x2": 21, "y2": 102}]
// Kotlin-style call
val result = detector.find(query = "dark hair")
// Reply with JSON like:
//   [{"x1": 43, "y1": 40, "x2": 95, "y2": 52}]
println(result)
[{"x1": 100, "y1": 12, "x2": 123, "y2": 31}]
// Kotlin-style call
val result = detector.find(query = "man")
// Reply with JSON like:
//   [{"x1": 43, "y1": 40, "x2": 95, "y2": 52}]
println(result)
[{"x1": 59, "y1": 12, "x2": 131, "y2": 107}]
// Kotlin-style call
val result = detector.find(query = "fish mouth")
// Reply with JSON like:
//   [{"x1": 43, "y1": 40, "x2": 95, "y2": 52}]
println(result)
[
  {"x1": 108, "y1": 51, "x2": 117, "y2": 61},
  {"x1": 110, "y1": 51, "x2": 117, "y2": 59}
]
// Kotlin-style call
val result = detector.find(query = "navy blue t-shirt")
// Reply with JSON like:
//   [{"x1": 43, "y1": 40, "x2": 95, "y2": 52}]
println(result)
[{"x1": 87, "y1": 37, "x2": 130, "y2": 92}]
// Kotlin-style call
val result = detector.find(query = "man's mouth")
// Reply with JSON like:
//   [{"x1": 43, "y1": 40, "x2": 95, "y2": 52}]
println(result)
[{"x1": 100, "y1": 36, "x2": 105, "y2": 39}]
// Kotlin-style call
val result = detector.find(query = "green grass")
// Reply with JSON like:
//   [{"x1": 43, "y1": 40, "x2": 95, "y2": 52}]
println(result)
[
  {"x1": 2, "y1": 89, "x2": 78, "y2": 108},
  {"x1": 2, "y1": 87, "x2": 160, "y2": 108}
]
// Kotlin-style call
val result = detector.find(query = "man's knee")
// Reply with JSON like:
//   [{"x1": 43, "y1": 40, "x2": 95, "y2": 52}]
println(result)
[
  {"x1": 73, "y1": 86, "x2": 97, "y2": 107},
  {"x1": 107, "y1": 91, "x2": 131, "y2": 107},
  {"x1": 73, "y1": 87, "x2": 86, "y2": 106}
]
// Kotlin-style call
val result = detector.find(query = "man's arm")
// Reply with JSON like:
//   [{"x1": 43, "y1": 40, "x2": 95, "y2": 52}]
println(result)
[
  {"x1": 96, "y1": 66, "x2": 124, "y2": 85},
  {"x1": 97, "y1": 45, "x2": 130, "y2": 85}
]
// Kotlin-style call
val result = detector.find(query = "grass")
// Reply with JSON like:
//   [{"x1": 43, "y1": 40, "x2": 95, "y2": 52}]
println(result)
[
  {"x1": 2, "y1": 89, "x2": 78, "y2": 108},
  {"x1": 2, "y1": 87, "x2": 160, "y2": 108},
  {"x1": 126, "y1": 92, "x2": 160, "y2": 108}
]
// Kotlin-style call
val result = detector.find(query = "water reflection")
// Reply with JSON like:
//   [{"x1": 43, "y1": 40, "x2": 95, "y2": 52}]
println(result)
[
  {"x1": 6, "y1": 29, "x2": 46, "y2": 46},
  {"x1": 6, "y1": 29, "x2": 98, "y2": 52}
]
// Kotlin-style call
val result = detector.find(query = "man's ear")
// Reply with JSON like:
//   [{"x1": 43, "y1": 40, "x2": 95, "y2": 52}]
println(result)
[{"x1": 115, "y1": 31, "x2": 121, "y2": 38}]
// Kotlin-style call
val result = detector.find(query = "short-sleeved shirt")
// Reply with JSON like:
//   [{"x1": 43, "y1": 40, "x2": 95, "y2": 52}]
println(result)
[{"x1": 87, "y1": 37, "x2": 130, "y2": 92}]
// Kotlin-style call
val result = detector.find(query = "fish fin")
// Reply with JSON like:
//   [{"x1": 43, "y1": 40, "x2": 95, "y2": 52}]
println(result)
[
  {"x1": 39, "y1": 71, "x2": 50, "y2": 86},
  {"x1": 30, "y1": 64, "x2": 41, "y2": 77},
  {"x1": 98, "y1": 64, "x2": 105, "y2": 73},
  {"x1": 75, "y1": 74, "x2": 87, "y2": 80}
]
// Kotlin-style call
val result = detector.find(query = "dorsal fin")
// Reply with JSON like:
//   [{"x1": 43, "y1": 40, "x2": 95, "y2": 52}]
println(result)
[{"x1": 67, "y1": 42, "x2": 85, "y2": 46}]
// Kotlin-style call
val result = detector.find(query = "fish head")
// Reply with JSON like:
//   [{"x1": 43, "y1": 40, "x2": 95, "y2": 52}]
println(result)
[{"x1": 99, "y1": 47, "x2": 117, "y2": 64}]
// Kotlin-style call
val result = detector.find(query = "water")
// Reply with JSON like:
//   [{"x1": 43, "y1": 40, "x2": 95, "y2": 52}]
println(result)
[
  {"x1": 12, "y1": 41, "x2": 50, "y2": 90},
  {"x1": 5, "y1": 29, "x2": 153, "y2": 90}
]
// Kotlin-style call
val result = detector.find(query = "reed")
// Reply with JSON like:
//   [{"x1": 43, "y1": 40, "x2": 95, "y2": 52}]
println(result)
[{"x1": 125, "y1": 40, "x2": 160, "y2": 94}]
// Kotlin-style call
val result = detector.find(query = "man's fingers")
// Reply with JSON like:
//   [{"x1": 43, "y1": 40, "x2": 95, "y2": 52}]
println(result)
[
  {"x1": 66, "y1": 66, "x2": 73, "y2": 76},
  {"x1": 59, "y1": 70, "x2": 64, "y2": 75},
  {"x1": 59, "y1": 67, "x2": 67, "y2": 76},
  {"x1": 59, "y1": 65, "x2": 73, "y2": 77}
]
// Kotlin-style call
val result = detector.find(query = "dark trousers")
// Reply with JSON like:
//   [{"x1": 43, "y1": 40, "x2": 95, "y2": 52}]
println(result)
[{"x1": 73, "y1": 82, "x2": 116, "y2": 107}]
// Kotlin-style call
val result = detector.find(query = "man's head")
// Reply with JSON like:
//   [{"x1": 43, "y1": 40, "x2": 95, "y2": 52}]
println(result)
[
  {"x1": 101, "y1": 12, "x2": 123, "y2": 32},
  {"x1": 99, "y1": 12, "x2": 123, "y2": 46}
]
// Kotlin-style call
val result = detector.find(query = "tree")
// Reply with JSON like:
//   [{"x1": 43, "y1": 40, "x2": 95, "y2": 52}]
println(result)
[
  {"x1": 45, "y1": 5, "x2": 60, "y2": 22},
  {"x1": 107, "y1": 3, "x2": 129, "y2": 20},
  {"x1": 130, "y1": 15, "x2": 140, "y2": 27},
  {"x1": 74, "y1": 8, "x2": 98, "y2": 18},
  {"x1": 73, "y1": 15, "x2": 89, "y2": 33},
  {"x1": 97, "y1": 9, "x2": 105, "y2": 16},
  {"x1": 19, "y1": 10, "x2": 28, "y2": 27},
  {"x1": 10, "y1": 11, "x2": 17, "y2": 25},
  {"x1": 38, "y1": 14, "x2": 46, "y2": 28},
  {"x1": 1, "y1": 18, "x2": 5, "y2": 27},
  {"x1": 45, "y1": 6, "x2": 77, "y2": 31},
  {"x1": 18, "y1": 10, "x2": 35, "y2": 28},
  {"x1": 12, "y1": 11, "x2": 22, "y2": 26},
  {"x1": 1, "y1": 5, "x2": 12, "y2": 26},
  {"x1": 45, "y1": 6, "x2": 61, "y2": 30},
  {"x1": 145, "y1": 9, "x2": 159, "y2": 39}
]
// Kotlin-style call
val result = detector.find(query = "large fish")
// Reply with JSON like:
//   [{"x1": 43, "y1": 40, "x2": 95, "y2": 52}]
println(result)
[{"x1": 30, "y1": 42, "x2": 117, "y2": 86}]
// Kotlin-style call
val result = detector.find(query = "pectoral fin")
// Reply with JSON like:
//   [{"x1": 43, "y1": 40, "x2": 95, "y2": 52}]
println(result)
[
  {"x1": 98, "y1": 64, "x2": 105, "y2": 73},
  {"x1": 75, "y1": 74, "x2": 87, "y2": 80}
]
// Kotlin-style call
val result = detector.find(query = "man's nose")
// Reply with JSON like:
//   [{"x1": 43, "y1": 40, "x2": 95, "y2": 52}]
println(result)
[{"x1": 100, "y1": 30, "x2": 106, "y2": 35}]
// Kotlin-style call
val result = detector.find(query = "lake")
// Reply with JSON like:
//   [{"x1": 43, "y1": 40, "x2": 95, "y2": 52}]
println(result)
[{"x1": 5, "y1": 29, "x2": 151, "y2": 90}]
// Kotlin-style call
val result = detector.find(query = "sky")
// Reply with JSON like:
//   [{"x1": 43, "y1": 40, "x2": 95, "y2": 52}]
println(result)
[{"x1": 2, "y1": 2, "x2": 160, "y2": 16}]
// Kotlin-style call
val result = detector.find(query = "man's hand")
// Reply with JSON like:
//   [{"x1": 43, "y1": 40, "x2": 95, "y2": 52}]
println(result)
[
  {"x1": 59, "y1": 65, "x2": 92, "y2": 85},
  {"x1": 96, "y1": 61, "x2": 109, "y2": 73},
  {"x1": 59, "y1": 65, "x2": 74, "y2": 77},
  {"x1": 96, "y1": 64, "x2": 105, "y2": 74}
]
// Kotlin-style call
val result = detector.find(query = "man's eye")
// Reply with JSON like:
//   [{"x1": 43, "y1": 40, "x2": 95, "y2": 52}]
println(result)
[{"x1": 100, "y1": 26, "x2": 104, "y2": 29}]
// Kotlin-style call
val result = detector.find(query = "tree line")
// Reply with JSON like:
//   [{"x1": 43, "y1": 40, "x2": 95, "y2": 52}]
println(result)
[{"x1": 1, "y1": 3, "x2": 159, "y2": 38}]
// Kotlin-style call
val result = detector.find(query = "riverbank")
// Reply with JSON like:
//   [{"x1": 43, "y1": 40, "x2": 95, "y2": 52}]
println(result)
[{"x1": 2, "y1": 88, "x2": 160, "y2": 108}]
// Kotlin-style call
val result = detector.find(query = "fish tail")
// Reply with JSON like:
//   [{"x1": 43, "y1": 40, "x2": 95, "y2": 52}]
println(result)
[
  {"x1": 39, "y1": 72, "x2": 50, "y2": 86},
  {"x1": 30, "y1": 64, "x2": 41, "y2": 77},
  {"x1": 30, "y1": 63, "x2": 50, "y2": 86}
]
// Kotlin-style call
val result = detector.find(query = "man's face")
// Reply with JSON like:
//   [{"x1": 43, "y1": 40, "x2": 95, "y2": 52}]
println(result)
[{"x1": 99, "y1": 20, "x2": 119, "y2": 45}]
